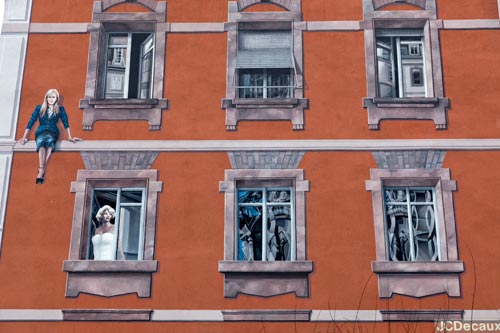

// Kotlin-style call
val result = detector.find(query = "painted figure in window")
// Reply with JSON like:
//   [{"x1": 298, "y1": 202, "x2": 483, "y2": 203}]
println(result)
[
  {"x1": 18, "y1": 89, "x2": 81, "y2": 184},
  {"x1": 92, "y1": 205, "x2": 118, "y2": 260}
]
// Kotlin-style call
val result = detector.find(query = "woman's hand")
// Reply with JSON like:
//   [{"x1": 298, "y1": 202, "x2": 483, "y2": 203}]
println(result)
[
  {"x1": 18, "y1": 138, "x2": 29, "y2": 145},
  {"x1": 68, "y1": 137, "x2": 82, "y2": 143}
]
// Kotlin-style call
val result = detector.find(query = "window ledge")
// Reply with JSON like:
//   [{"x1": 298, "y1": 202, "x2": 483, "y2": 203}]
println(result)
[
  {"x1": 371, "y1": 97, "x2": 441, "y2": 107},
  {"x1": 63, "y1": 260, "x2": 158, "y2": 298},
  {"x1": 363, "y1": 97, "x2": 450, "y2": 130},
  {"x1": 218, "y1": 260, "x2": 313, "y2": 298},
  {"x1": 63, "y1": 260, "x2": 158, "y2": 273},
  {"x1": 372, "y1": 260, "x2": 464, "y2": 274},
  {"x1": 79, "y1": 98, "x2": 169, "y2": 131},
  {"x1": 221, "y1": 98, "x2": 309, "y2": 131},
  {"x1": 218, "y1": 260, "x2": 313, "y2": 273},
  {"x1": 371, "y1": 260, "x2": 464, "y2": 298}
]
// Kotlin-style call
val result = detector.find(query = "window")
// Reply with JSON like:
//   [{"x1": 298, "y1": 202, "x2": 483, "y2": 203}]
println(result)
[
  {"x1": 63, "y1": 169, "x2": 162, "y2": 298},
  {"x1": 376, "y1": 29, "x2": 426, "y2": 98},
  {"x1": 219, "y1": 169, "x2": 313, "y2": 298},
  {"x1": 104, "y1": 33, "x2": 154, "y2": 99},
  {"x1": 79, "y1": 0, "x2": 168, "y2": 131},
  {"x1": 237, "y1": 181, "x2": 295, "y2": 261},
  {"x1": 366, "y1": 168, "x2": 464, "y2": 298},
  {"x1": 236, "y1": 29, "x2": 294, "y2": 100},
  {"x1": 221, "y1": 0, "x2": 308, "y2": 131},
  {"x1": 86, "y1": 187, "x2": 146, "y2": 261},
  {"x1": 362, "y1": 0, "x2": 450, "y2": 130}
]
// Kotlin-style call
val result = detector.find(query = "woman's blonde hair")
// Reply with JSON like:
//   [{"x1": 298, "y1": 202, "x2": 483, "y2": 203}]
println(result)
[
  {"x1": 96, "y1": 205, "x2": 116, "y2": 222},
  {"x1": 40, "y1": 88, "x2": 60, "y2": 117}
]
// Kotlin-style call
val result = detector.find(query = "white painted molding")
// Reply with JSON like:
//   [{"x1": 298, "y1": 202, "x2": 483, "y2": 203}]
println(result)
[
  {"x1": 12, "y1": 139, "x2": 500, "y2": 152},
  {"x1": 442, "y1": 19, "x2": 500, "y2": 30},
  {"x1": 306, "y1": 21, "x2": 361, "y2": 31},
  {"x1": 0, "y1": 153, "x2": 12, "y2": 257},
  {"x1": 0, "y1": 34, "x2": 27, "y2": 140},
  {"x1": 170, "y1": 22, "x2": 225, "y2": 33},
  {"x1": 5, "y1": 0, "x2": 31, "y2": 22},
  {"x1": 0, "y1": 310, "x2": 63, "y2": 321},
  {"x1": 3, "y1": 19, "x2": 500, "y2": 34},
  {"x1": 0, "y1": 309, "x2": 498, "y2": 322}
]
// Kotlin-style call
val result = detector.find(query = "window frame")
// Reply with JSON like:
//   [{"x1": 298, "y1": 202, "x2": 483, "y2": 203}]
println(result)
[
  {"x1": 79, "y1": 1, "x2": 168, "y2": 131},
  {"x1": 63, "y1": 170, "x2": 163, "y2": 298},
  {"x1": 366, "y1": 168, "x2": 464, "y2": 298},
  {"x1": 362, "y1": 0, "x2": 450, "y2": 130},
  {"x1": 221, "y1": 0, "x2": 308, "y2": 131},
  {"x1": 219, "y1": 169, "x2": 313, "y2": 298}
]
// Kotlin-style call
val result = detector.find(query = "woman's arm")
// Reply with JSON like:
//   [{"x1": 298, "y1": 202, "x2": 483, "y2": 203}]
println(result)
[
  {"x1": 18, "y1": 106, "x2": 41, "y2": 144},
  {"x1": 18, "y1": 129, "x2": 30, "y2": 145},
  {"x1": 60, "y1": 107, "x2": 81, "y2": 143},
  {"x1": 65, "y1": 127, "x2": 82, "y2": 143}
]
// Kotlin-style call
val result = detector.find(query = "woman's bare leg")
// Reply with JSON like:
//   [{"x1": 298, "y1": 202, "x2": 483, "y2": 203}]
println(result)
[{"x1": 37, "y1": 148, "x2": 46, "y2": 178}]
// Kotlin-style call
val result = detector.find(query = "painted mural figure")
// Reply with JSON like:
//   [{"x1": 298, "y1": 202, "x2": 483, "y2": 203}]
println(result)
[
  {"x1": 92, "y1": 205, "x2": 117, "y2": 260},
  {"x1": 18, "y1": 89, "x2": 81, "y2": 184}
]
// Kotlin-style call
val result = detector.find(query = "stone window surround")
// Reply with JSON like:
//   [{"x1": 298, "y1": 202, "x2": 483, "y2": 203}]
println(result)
[
  {"x1": 365, "y1": 168, "x2": 464, "y2": 298},
  {"x1": 63, "y1": 169, "x2": 163, "y2": 298},
  {"x1": 222, "y1": 0, "x2": 309, "y2": 131},
  {"x1": 362, "y1": 0, "x2": 450, "y2": 130},
  {"x1": 79, "y1": 0, "x2": 168, "y2": 131},
  {"x1": 218, "y1": 169, "x2": 313, "y2": 298}
]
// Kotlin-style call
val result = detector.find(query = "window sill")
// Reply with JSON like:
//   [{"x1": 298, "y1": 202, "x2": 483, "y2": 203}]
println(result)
[
  {"x1": 79, "y1": 98, "x2": 169, "y2": 131},
  {"x1": 363, "y1": 97, "x2": 450, "y2": 130},
  {"x1": 371, "y1": 260, "x2": 464, "y2": 298},
  {"x1": 63, "y1": 260, "x2": 158, "y2": 298},
  {"x1": 221, "y1": 98, "x2": 309, "y2": 131},
  {"x1": 218, "y1": 260, "x2": 313, "y2": 298}
]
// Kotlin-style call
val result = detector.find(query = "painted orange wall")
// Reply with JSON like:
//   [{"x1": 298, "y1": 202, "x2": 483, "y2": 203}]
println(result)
[
  {"x1": 4, "y1": 0, "x2": 500, "y2": 326},
  {"x1": 2, "y1": 150, "x2": 500, "y2": 311}
]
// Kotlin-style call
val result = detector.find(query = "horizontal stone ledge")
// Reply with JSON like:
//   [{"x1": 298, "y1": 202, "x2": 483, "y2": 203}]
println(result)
[
  {"x1": 0, "y1": 309, "x2": 499, "y2": 322},
  {"x1": 3, "y1": 19, "x2": 499, "y2": 34},
  {"x1": 10, "y1": 139, "x2": 500, "y2": 152}
]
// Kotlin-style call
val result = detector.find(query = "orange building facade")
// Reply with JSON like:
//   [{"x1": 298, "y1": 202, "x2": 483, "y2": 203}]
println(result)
[{"x1": 0, "y1": 0, "x2": 499, "y2": 332}]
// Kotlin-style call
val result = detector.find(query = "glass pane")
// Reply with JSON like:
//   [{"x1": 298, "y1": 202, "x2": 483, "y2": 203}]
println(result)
[
  {"x1": 118, "y1": 205, "x2": 142, "y2": 260},
  {"x1": 88, "y1": 190, "x2": 118, "y2": 260},
  {"x1": 238, "y1": 190, "x2": 263, "y2": 203},
  {"x1": 238, "y1": 206, "x2": 262, "y2": 261},
  {"x1": 267, "y1": 189, "x2": 291, "y2": 203},
  {"x1": 105, "y1": 47, "x2": 127, "y2": 98},
  {"x1": 409, "y1": 189, "x2": 433, "y2": 203},
  {"x1": 238, "y1": 69, "x2": 264, "y2": 98},
  {"x1": 267, "y1": 69, "x2": 291, "y2": 98},
  {"x1": 411, "y1": 204, "x2": 438, "y2": 261},
  {"x1": 139, "y1": 51, "x2": 153, "y2": 99},
  {"x1": 266, "y1": 206, "x2": 292, "y2": 261},
  {"x1": 376, "y1": 38, "x2": 395, "y2": 98},
  {"x1": 385, "y1": 189, "x2": 411, "y2": 261},
  {"x1": 121, "y1": 190, "x2": 143, "y2": 204}
]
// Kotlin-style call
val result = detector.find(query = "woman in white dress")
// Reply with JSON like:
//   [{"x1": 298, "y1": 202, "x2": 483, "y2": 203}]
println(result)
[{"x1": 92, "y1": 205, "x2": 117, "y2": 260}]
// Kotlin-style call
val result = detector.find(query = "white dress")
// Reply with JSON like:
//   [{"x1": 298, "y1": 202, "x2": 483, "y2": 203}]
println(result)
[{"x1": 92, "y1": 232, "x2": 115, "y2": 260}]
